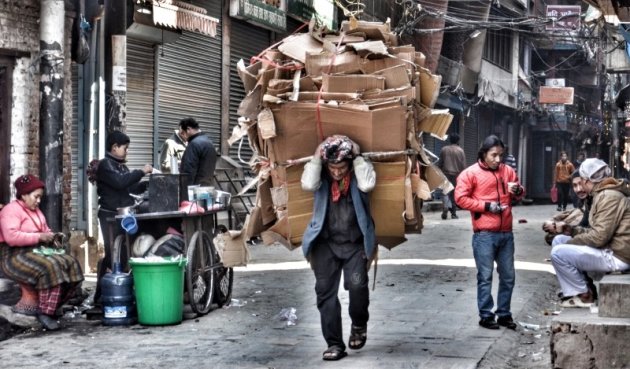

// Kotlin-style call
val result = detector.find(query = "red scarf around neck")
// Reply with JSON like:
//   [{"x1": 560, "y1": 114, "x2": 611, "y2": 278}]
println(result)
[{"x1": 331, "y1": 172, "x2": 351, "y2": 202}]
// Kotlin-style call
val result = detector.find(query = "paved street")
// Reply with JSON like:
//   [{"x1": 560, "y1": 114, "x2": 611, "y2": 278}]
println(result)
[{"x1": 0, "y1": 204, "x2": 563, "y2": 368}]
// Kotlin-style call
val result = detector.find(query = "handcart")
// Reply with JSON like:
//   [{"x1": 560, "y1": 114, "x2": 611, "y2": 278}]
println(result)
[{"x1": 110, "y1": 209, "x2": 233, "y2": 315}]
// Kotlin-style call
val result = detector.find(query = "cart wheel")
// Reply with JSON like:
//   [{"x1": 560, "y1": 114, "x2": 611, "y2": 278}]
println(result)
[
  {"x1": 213, "y1": 266, "x2": 233, "y2": 307},
  {"x1": 186, "y1": 230, "x2": 215, "y2": 315}
]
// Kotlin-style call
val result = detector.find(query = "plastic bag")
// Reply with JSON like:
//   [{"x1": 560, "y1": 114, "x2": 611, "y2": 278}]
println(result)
[
  {"x1": 550, "y1": 185, "x2": 558, "y2": 203},
  {"x1": 276, "y1": 307, "x2": 297, "y2": 326}
]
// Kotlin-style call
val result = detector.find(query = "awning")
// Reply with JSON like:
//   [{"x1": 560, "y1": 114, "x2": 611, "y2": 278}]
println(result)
[{"x1": 141, "y1": 0, "x2": 220, "y2": 37}]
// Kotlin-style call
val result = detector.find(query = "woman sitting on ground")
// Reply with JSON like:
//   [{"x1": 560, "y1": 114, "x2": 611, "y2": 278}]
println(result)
[{"x1": 0, "y1": 174, "x2": 84, "y2": 330}]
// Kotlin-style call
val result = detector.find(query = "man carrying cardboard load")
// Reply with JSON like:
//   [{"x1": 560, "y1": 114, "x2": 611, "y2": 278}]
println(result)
[{"x1": 301, "y1": 135, "x2": 377, "y2": 361}]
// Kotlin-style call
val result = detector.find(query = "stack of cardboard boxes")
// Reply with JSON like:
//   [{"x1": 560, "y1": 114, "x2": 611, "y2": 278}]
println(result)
[{"x1": 228, "y1": 19, "x2": 454, "y2": 251}]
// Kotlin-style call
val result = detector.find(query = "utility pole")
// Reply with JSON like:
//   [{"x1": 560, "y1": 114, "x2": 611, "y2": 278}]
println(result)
[
  {"x1": 104, "y1": 0, "x2": 127, "y2": 132},
  {"x1": 39, "y1": 0, "x2": 65, "y2": 231}
]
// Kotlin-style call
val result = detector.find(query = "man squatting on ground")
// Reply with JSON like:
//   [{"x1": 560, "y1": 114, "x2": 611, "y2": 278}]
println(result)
[
  {"x1": 301, "y1": 135, "x2": 377, "y2": 361},
  {"x1": 548, "y1": 158, "x2": 630, "y2": 307},
  {"x1": 455, "y1": 135, "x2": 524, "y2": 330}
]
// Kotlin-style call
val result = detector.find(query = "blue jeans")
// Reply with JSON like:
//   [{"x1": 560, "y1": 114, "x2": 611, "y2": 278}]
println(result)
[{"x1": 472, "y1": 231, "x2": 515, "y2": 319}]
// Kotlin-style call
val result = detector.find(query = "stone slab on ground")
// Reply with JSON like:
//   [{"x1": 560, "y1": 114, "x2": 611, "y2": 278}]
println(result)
[
  {"x1": 599, "y1": 274, "x2": 630, "y2": 318},
  {"x1": 551, "y1": 309, "x2": 630, "y2": 369}
]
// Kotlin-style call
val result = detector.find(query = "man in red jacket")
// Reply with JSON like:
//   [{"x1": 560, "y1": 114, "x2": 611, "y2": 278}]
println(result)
[{"x1": 455, "y1": 135, "x2": 525, "y2": 330}]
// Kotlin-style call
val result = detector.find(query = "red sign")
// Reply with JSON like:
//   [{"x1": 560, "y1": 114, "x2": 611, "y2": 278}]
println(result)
[
  {"x1": 539, "y1": 86, "x2": 574, "y2": 105},
  {"x1": 546, "y1": 5, "x2": 581, "y2": 31}
]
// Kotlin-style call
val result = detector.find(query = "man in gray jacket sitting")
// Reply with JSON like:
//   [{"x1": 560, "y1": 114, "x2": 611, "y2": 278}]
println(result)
[{"x1": 550, "y1": 158, "x2": 630, "y2": 308}]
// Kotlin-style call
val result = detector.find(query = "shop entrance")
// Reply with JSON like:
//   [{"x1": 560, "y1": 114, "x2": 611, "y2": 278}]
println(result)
[{"x1": 0, "y1": 57, "x2": 12, "y2": 204}]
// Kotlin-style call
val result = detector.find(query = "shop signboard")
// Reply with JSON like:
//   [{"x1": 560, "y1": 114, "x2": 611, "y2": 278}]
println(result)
[
  {"x1": 286, "y1": 0, "x2": 337, "y2": 30},
  {"x1": 545, "y1": 5, "x2": 581, "y2": 31},
  {"x1": 539, "y1": 86, "x2": 574, "y2": 104},
  {"x1": 230, "y1": 0, "x2": 287, "y2": 32}
]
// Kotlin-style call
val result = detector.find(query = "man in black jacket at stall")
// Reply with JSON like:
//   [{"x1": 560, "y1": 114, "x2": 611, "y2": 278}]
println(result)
[
  {"x1": 93, "y1": 131, "x2": 152, "y2": 304},
  {"x1": 179, "y1": 117, "x2": 218, "y2": 187}
]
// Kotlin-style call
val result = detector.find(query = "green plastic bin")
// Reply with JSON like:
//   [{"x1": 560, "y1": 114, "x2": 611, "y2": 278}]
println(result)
[{"x1": 129, "y1": 257, "x2": 187, "y2": 325}]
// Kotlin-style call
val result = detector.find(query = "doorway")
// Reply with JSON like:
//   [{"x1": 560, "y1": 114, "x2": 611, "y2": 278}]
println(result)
[{"x1": 0, "y1": 57, "x2": 12, "y2": 204}]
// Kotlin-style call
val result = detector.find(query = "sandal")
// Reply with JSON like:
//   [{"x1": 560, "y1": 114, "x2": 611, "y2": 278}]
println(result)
[
  {"x1": 560, "y1": 296, "x2": 593, "y2": 308},
  {"x1": 322, "y1": 345, "x2": 347, "y2": 361},
  {"x1": 11, "y1": 303, "x2": 38, "y2": 316},
  {"x1": 348, "y1": 325, "x2": 367, "y2": 350}
]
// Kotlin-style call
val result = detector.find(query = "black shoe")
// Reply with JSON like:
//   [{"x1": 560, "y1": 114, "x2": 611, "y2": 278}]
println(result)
[
  {"x1": 479, "y1": 317, "x2": 499, "y2": 330},
  {"x1": 497, "y1": 316, "x2": 517, "y2": 330},
  {"x1": 556, "y1": 206, "x2": 562, "y2": 211},
  {"x1": 451, "y1": 213, "x2": 458, "y2": 219},
  {"x1": 37, "y1": 314, "x2": 60, "y2": 331},
  {"x1": 441, "y1": 211, "x2": 447, "y2": 220}
]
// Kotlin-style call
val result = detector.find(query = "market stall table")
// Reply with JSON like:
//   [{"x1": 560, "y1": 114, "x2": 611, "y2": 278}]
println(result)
[{"x1": 109, "y1": 209, "x2": 234, "y2": 315}]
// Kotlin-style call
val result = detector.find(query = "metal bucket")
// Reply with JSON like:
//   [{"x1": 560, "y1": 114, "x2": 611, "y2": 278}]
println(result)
[{"x1": 214, "y1": 190, "x2": 232, "y2": 208}]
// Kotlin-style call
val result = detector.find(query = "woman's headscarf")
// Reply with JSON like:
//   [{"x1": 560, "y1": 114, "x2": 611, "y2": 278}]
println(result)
[{"x1": 320, "y1": 135, "x2": 355, "y2": 164}]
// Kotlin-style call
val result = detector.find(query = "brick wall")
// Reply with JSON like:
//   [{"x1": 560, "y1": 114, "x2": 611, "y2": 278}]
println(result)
[
  {"x1": 1, "y1": 0, "x2": 40, "y2": 190},
  {"x1": 1, "y1": 1, "x2": 75, "y2": 232}
]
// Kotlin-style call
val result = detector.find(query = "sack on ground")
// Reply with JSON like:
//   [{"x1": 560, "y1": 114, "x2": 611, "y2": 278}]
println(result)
[{"x1": 148, "y1": 234, "x2": 185, "y2": 257}]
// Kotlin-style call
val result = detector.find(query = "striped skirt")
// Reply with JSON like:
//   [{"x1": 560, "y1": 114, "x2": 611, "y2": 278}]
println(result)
[{"x1": 0, "y1": 244, "x2": 84, "y2": 290}]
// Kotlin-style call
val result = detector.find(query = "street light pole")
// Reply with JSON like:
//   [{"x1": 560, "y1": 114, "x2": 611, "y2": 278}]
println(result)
[{"x1": 39, "y1": 0, "x2": 65, "y2": 232}]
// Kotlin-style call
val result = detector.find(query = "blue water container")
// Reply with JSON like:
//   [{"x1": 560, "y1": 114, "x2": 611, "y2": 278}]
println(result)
[{"x1": 100, "y1": 263, "x2": 137, "y2": 326}]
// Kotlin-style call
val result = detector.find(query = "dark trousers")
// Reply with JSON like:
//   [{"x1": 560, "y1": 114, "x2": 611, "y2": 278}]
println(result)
[
  {"x1": 445, "y1": 173, "x2": 458, "y2": 215},
  {"x1": 95, "y1": 209, "x2": 125, "y2": 303},
  {"x1": 310, "y1": 241, "x2": 369, "y2": 349},
  {"x1": 557, "y1": 182, "x2": 571, "y2": 209}
]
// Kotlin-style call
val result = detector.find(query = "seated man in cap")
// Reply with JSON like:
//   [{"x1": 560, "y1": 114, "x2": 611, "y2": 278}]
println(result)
[
  {"x1": 550, "y1": 158, "x2": 630, "y2": 307},
  {"x1": 542, "y1": 170, "x2": 592, "y2": 246}
]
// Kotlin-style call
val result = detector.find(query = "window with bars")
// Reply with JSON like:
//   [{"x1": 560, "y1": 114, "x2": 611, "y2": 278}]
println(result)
[{"x1": 483, "y1": 29, "x2": 513, "y2": 70}]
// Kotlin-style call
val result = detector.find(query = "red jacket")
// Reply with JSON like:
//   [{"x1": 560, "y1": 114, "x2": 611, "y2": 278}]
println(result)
[{"x1": 455, "y1": 161, "x2": 524, "y2": 233}]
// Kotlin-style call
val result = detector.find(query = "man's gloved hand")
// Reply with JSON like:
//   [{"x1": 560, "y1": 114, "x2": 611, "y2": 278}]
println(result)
[{"x1": 487, "y1": 202, "x2": 504, "y2": 214}]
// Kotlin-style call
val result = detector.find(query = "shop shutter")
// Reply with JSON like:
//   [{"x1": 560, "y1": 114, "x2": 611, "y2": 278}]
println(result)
[
  {"x1": 70, "y1": 63, "x2": 80, "y2": 229},
  {"x1": 228, "y1": 19, "x2": 271, "y2": 163},
  {"x1": 157, "y1": 29, "x2": 222, "y2": 155},
  {"x1": 126, "y1": 38, "x2": 155, "y2": 170}
]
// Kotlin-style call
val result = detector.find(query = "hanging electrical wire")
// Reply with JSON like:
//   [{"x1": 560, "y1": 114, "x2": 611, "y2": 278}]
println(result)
[{"x1": 393, "y1": 0, "x2": 588, "y2": 37}]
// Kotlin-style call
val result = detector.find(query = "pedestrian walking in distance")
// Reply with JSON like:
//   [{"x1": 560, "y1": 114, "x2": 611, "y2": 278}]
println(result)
[
  {"x1": 438, "y1": 132, "x2": 466, "y2": 220},
  {"x1": 301, "y1": 135, "x2": 377, "y2": 361},
  {"x1": 553, "y1": 151, "x2": 575, "y2": 211},
  {"x1": 455, "y1": 135, "x2": 524, "y2": 330}
]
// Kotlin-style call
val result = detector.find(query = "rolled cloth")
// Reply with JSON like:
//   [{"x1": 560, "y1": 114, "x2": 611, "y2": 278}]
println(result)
[
  {"x1": 579, "y1": 158, "x2": 611, "y2": 183},
  {"x1": 320, "y1": 135, "x2": 354, "y2": 164}
]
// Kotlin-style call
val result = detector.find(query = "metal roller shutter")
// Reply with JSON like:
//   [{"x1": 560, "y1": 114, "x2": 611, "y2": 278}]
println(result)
[
  {"x1": 126, "y1": 38, "x2": 155, "y2": 170},
  {"x1": 70, "y1": 63, "x2": 80, "y2": 229},
  {"x1": 229, "y1": 19, "x2": 271, "y2": 163},
  {"x1": 158, "y1": 30, "x2": 222, "y2": 154}
]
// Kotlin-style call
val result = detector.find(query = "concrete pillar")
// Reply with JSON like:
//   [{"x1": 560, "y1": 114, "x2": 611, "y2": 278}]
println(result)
[
  {"x1": 221, "y1": 0, "x2": 231, "y2": 157},
  {"x1": 39, "y1": 0, "x2": 65, "y2": 232},
  {"x1": 104, "y1": 0, "x2": 127, "y2": 132}
]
